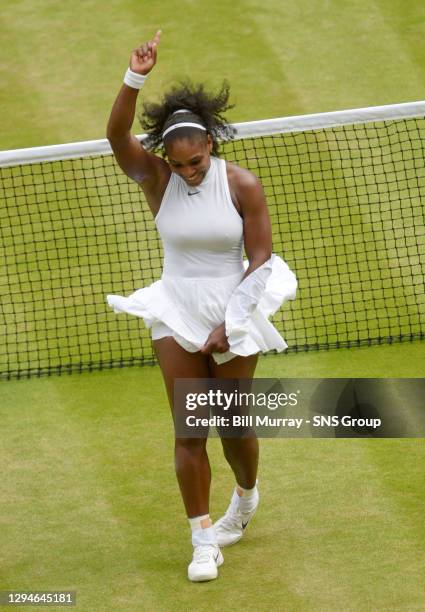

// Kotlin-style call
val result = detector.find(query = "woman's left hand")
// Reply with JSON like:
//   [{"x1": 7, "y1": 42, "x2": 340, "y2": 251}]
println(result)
[{"x1": 200, "y1": 323, "x2": 229, "y2": 355}]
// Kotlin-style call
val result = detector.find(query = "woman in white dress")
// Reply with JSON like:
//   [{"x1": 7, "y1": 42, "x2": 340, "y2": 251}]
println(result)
[{"x1": 106, "y1": 31, "x2": 297, "y2": 582}]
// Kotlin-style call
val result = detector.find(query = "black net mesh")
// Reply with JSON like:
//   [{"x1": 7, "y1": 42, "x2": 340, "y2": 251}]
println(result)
[{"x1": 1, "y1": 117, "x2": 424, "y2": 379}]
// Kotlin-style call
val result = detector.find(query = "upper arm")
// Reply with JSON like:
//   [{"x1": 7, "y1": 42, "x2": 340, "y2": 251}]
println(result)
[
  {"x1": 232, "y1": 167, "x2": 272, "y2": 265},
  {"x1": 108, "y1": 133, "x2": 169, "y2": 186},
  {"x1": 108, "y1": 133, "x2": 171, "y2": 213}
]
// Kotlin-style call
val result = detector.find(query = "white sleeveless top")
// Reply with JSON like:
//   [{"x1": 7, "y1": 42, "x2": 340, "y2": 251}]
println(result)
[
  {"x1": 106, "y1": 156, "x2": 298, "y2": 364},
  {"x1": 155, "y1": 156, "x2": 244, "y2": 278}
]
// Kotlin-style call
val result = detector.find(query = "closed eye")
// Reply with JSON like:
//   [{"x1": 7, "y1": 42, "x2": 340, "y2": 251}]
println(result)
[{"x1": 169, "y1": 158, "x2": 202, "y2": 168}]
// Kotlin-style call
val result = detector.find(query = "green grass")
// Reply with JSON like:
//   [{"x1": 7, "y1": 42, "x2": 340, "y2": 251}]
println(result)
[
  {"x1": 1, "y1": 346, "x2": 425, "y2": 611},
  {"x1": 1, "y1": 1, "x2": 425, "y2": 149}
]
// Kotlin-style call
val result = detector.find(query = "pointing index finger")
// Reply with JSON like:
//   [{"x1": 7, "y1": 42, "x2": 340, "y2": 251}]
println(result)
[{"x1": 152, "y1": 29, "x2": 162, "y2": 45}]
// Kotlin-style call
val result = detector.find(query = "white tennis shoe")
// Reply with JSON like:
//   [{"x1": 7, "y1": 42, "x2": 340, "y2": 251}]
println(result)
[
  {"x1": 188, "y1": 544, "x2": 224, "y2": 582},
  {"x1": 214, "y1": 486, "x2": 259, "y2": 547}
]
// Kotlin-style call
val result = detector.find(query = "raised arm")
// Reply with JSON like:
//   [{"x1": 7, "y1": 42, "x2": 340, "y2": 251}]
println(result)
[{"x1": 107, "y1": 30, "x2": 170, "y2": 214}]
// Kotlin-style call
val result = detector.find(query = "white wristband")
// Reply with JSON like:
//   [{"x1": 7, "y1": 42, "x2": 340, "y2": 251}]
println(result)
[{"x1": 124, "y1": 68, "x2": 147, "y2": 90}]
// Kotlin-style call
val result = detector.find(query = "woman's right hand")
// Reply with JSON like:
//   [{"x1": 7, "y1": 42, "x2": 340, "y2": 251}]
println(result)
[{"x1": 130, "y1": 30, "x2": 161, "y2": 75}]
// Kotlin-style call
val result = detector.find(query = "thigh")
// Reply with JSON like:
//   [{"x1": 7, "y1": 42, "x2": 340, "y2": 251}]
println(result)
[
  {"x1": 208, "y1": 353, "x2": 259, "y2": 379},
  {"x1": 209, "y1": 354, "x2": 259, "y2": 440},
  {"x1": 153, "y1": 336, "x2": 210, "y2": 409}
]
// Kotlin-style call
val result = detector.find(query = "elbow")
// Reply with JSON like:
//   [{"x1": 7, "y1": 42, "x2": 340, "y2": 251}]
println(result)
[
  {"x1": 106, "y1": 127, "x2": 115, "y2": 143},
  {"x1": 247, "y1": 250, "x2": 272, "y2": 272},
  {"x1": 106, "y1": 128, "x2": 120, "y2": 143},
  {"x1": 106, "y1": 132, "x2": 131, "y2": 151},
  {"x1": 106, "y1": 118, "x2": 115, "y2": 141},
  {"x1": 106, "y1": 121, "x2": 128, "y2": 143},
  {"x1": 253, "y1": 248, "x2": 272, "y2": 266}
]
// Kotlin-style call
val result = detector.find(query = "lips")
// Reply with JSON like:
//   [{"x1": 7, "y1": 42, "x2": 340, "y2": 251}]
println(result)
[
  {"x1": 186, "y1": 175, "x2": 200, "y2": 184},
  {"x1": 186, "y1": 169, "x2": 207, "y2": 184}
]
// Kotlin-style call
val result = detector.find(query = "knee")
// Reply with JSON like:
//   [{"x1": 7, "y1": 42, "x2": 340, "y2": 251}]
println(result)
[
  {"x1": 175, "y1": 437, "x2": 207, "y2": 455},
  {"x1": 220, "y1": 434, "x2": 258, "y2": 456},
  {"x1": 174, "y1": 437, "x2": 208, "y2": 474},
  {"x1": 220, "y1": 437, "x2": 238, "y2": 461}
]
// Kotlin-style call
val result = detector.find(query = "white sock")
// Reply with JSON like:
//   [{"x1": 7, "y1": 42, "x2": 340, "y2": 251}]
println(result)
[
  {"x1": 235, "y1": 480, "x2": 258, "y2": 514},
  {"x1": 191, "y1": 525, "x2": 218, "y2": 547},
  {"x1": 188, "y1": 514, "x2": 218, "y2": 547},
  {"x1": 188, "y1": 514, "x2": 211, "y2": 531}
]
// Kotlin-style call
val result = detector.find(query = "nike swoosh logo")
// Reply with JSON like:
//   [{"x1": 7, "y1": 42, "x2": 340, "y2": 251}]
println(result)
[
  {"x1": 188, "y1": 190, "x2": 201, "y2": 196},
  {"x1": 241, "y1": 521, "x2": 249, "y2": 530},
  {"x1": 214, "y1": 552, "x2": 220, "y2": 563}
]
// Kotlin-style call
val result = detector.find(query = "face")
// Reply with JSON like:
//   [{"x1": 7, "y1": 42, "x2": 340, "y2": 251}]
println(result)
[{"x1": 165, "y1": 134, "x2": 213, "y2": 187}]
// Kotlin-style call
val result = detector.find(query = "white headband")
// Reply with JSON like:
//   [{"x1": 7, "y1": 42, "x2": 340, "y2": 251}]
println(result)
[
  {"x1": 162, "y1": 109, "x2": 206, "y2": 139},
  {"x1": 162, "y1": 122, "x2": 207, "y2": 139}
]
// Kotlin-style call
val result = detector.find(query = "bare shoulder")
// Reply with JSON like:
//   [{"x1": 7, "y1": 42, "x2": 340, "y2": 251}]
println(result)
[
  {"x1": 225, "y1": 161, "x2": 262, "y2": 189},
  {"x1": 225, "y1": 161, "x2": 265, "y2": 215}
]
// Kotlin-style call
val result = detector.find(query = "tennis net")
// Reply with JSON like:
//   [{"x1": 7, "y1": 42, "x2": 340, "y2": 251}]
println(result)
[{"x1": 1, "y1": 101, "x2": 424, "y2": 379}]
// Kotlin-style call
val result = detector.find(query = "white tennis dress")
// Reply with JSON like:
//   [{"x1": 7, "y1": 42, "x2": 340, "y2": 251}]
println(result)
[{"x1": 106, "y1": 156, "x2": 297, "y2": 364}]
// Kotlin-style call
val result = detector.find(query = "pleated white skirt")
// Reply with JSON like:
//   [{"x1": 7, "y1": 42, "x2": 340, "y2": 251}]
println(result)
[{"x1": 106, "y1": 254, "x2": 297, "y2": 364}]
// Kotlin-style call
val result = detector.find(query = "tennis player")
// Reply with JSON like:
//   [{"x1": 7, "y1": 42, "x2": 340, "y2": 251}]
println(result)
[{"x1": 106, "y1": 31, "x2": 297, "y2": 582}]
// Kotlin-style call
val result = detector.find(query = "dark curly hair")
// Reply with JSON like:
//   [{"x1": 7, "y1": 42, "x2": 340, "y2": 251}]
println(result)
[{"x1": 138, "y1": 80, "x2": 235, "y2": 156}]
